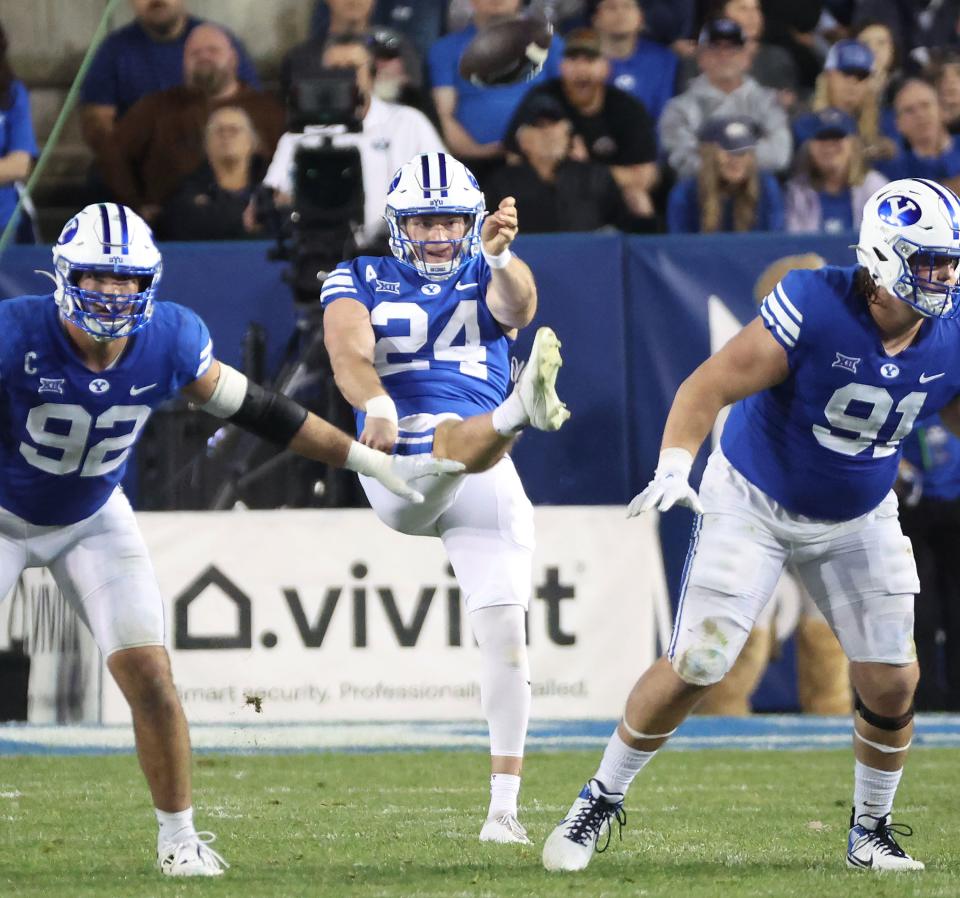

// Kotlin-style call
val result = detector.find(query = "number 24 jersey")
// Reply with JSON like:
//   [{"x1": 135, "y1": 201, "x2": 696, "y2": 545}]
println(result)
[
  {"x1": 319, "y1": 255, "x2": 512, "y2": 428},
  {"x1": 721, "y1": 265, "x2": 960, "y2": 521}
]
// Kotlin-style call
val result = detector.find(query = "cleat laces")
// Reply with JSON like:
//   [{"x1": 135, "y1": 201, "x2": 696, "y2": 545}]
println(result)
[
  {"x1": 566, "y1": 791, "x2": 626, "y2": 853},
  {"x1": 852, "y1": 813, "x2": 915, "y2": 860}
]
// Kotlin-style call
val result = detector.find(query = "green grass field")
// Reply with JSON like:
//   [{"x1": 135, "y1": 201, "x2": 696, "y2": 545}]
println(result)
[{"x1": 0, "y1": 748, "x2": 956, "y2": 898}]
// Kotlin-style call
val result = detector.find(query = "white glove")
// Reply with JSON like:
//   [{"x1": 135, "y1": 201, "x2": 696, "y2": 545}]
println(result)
[
  {"x1": 627, "y1": 447, "x2": 704, "y2": 517},
  {"x1": 345, "y1": 442, "x2": 465, "y2": 503}
]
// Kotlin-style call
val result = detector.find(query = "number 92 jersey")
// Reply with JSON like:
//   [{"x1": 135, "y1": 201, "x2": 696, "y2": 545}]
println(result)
[
  {"x1": 721, "y1": 265, "x2": 960, "y2": 521},
  {"x1": 320, "y1": 254, "x2": 512, "y2": 426},
  {"x1": 0, "y1": 295, "x2": 213, "y2": 526}
]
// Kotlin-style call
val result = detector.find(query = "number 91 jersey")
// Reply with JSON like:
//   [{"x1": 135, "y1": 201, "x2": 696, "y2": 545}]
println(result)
[
  {"x1": 0, "y1": 295, "x2": 213, "y2": 526},
  {"x1": 320, "y1": 255, "x2": 512, "y2": 424},
  {"x1": 721, "y1": 265, "x2": 960, "y2": 521}
]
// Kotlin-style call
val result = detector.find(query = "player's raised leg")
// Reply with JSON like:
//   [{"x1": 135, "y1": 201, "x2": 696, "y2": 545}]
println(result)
[{"x1": 431, "y1": 326, "x2": 570, "y2": 472}]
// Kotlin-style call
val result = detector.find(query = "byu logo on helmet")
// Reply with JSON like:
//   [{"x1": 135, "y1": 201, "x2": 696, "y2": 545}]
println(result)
[
  {"x1": 57, "y1": 217, "x2": 80, "y2": 245},
  {"x1": 878, "y1": 196, "x2": 921, "y2": 226},
  {"x1": 857, "y1": 179, "x2": 960, "y2": 319}
]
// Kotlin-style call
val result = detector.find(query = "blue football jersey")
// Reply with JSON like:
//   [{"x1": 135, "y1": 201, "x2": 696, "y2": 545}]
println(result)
[
  {"x1": 319, "y1": 254, "x2": 512, "y2": 429},
  {"x1": 0, "y1": 295, "x2": 213, "y2": 525},
  {"x1": 721, "y1": 266, "x2": 960, "y2": 520}
]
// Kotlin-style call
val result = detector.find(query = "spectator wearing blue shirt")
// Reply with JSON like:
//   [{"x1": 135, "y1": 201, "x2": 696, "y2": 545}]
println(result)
[
  {"x1": 0, "y1": 22, "x2": 38, "y2": 242},
  {"x1": 785, "y1": 108, "x2": 887, "y2": 234},
  {"x1": 589, "y1": 0, "x2": 678, "y2": 123},
  {"x1": 667, "y1": 114, "x2": 783, "y2": 233},
  {"x1": 428, "y1": 0, "x2": 564, "y2": 171},
  {"x1": 80, "y1": 0, "x2": 259, "y2": 156},
  {"x1": 898, "y1": 417, "x2": 960, "y2": 711},
  {"x1": 879, "y1": 78, "x2": 960, "y2": 190}
]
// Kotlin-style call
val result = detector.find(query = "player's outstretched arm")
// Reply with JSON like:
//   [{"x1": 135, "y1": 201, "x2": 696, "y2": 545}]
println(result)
[
  {"x1": 628, "y1": 317, "x2": 789, "y2": 517},
  {"x1": 323, "y1": 297, "x2": 398, "y2": 452},
  {"x1": 482, "y1": 196, "x2": 537, "y2": 331},
  {"x1": 181, "y1": 360, "x2": 462, "y2": 503}
]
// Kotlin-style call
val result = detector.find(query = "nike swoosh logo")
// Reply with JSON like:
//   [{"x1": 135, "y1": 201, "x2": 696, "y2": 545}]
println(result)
[
  {"x1": 455, "y1": 282, "x2": 478, "y2": 291},
  {"x1": 129, "y1": 383, "x2": 158, "y2": 396},
  {"x1": 919, "y1": 372, "x2": 945, "y2": 383}
]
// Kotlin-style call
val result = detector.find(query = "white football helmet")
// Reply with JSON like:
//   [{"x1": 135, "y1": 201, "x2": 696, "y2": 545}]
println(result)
[
  {"x1": 384, "y1": 152, "x2": 486, "y2": 280},
  {"x1": 857, "y1": 178, "x2": 960, "y2": 319},
  {"x1": 52, "y1": 203, "x2": 162, "y2": 340}
]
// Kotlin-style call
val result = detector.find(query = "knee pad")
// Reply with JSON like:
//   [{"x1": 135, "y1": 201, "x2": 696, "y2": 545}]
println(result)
[
  {"x1": 669, "y1": 612, "x2": 749, "y2": 686},
  {"x1": 471, "y1": 605, "x2": 529, "y2": 674},
  {"x1": 670, "y1": 644, "x2": 731, "y2": 686},
  {"x1": 854, "y1": 692, "x2": 915, "y2": 731},
  {"x1": 470, "y1": 605, "x2": 530, "y2": 757}
]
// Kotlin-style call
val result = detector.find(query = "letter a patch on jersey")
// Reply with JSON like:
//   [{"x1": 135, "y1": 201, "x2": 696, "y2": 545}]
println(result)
[{"x1": 832, "y1": 352, "x2": 860, "y2": 374}]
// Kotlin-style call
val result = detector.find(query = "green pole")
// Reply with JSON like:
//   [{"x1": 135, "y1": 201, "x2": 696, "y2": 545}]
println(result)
[{"x1": 0, "y1": 0, "x2": 125, "y2": 258}]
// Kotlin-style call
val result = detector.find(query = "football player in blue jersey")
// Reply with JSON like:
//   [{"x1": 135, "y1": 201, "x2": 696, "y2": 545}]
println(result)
[
  {"x1": 322, "y1": 151, "x2": 570, "y2": 844},
  {"x1": 2, "y1": 202, "x2": 462, "y2": 876},
  {"x1": 543, "y1": 178, "x2": 960, "y2": 873}
]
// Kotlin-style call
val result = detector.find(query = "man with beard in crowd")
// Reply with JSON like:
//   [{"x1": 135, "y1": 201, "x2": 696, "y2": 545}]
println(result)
[{"x1": 97, "y1": 23, "x2": 284, "y2": 224}]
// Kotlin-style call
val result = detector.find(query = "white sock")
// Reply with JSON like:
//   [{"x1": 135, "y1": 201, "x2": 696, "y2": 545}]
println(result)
[
  {"x1": 492, "y1": 391, "x2": 527, "y2": 436},
  {"x1": 595, "y1": 729, "x2": 657, "y2": 797},
  {"x1": 156, "y1": 807, "x2": 196, "y2": 849},
  {"x1": 853, "y1": 761, "x2": 902, "y2": 830},
  {"x1": 489, "y1": 772, "x2": 521, "y2": 817}
]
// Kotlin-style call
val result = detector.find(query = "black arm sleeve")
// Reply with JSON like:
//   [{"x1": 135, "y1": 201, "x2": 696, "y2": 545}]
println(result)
[{"x1": 228, "y1": 380, "x2": 309, "y2": 446}]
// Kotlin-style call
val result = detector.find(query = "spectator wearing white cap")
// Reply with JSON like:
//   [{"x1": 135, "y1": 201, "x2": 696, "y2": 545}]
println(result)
[
  {"x1": 879, "y1": 77, "x2": 960, "y2": 193},
  {"x1": 811, "y1": 38, "x2": 897, "y2": 164},
  {"x1": 659, "y1": 18, "x2": 791, "y2": 179},
  {"x1": 785, "y1": 108, "x2": 888, "y2": 234},
  {"x1": 666, "y1": 114, "x2": 784, "y2": 233}
]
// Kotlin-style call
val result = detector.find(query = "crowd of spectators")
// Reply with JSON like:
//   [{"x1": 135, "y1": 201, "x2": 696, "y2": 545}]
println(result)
[{"x1": 9, "y1": 0, "x2": 960, "y2": 242}]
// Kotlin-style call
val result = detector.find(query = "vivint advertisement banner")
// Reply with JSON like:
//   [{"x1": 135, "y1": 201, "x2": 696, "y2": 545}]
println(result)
[{"x1": 4, "y1": 507, "x2": 669, "y2": 724}]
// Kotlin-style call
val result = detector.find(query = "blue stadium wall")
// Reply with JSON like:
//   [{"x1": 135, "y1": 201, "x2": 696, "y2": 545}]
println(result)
[{"x1": 1, "y1": 232, "x2": 860, "y2": 710}]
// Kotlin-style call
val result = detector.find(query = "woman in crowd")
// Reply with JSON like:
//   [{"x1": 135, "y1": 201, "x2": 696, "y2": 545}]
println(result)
[
  {"x1": 785, "y1": 107, "x2": 888, "y2": 234},
  {"x1": 810, "y1": 38, "x2": 897, "y2": 165},
  {"x1": 667, "y1": 114, "x2": 783, "y2": 233},
  {"x1": 157, "y1": 106, "x2": 266, "y2": 241},
  {"x1": 0, "y1": 20, "x2": 39, "y2": 243}
]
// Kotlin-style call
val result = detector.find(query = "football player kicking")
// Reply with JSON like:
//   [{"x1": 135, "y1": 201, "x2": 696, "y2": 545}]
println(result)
[
  {"x1": 3, "y1": 204, "x2": 462, "y2": 876},
  {"x1": 543, "y1": 178, "x2": 960, "y2": 873},
  {"x1": 322, "y1": 152, "x2": 570, "y2": 844}
]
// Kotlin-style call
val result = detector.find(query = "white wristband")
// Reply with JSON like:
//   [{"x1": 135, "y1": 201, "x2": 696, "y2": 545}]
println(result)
[
  {"x1": 344, "y1": 440, "x2": 381, "y2": 476},
  {"x1": 656, "y1": 447, "x2": 694, "y2": 477},
  {"x1": 364, "y1": 394, "x2": 398, "y2": 425},
  {"x1": 482, "y1": 246, "x2": 513, "y2": 269}
]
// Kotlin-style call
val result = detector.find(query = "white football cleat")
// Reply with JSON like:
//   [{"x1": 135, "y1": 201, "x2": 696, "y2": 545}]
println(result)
[
  {"x1": 516, "y1": 327, "x2": 570, "y2": 432},
  {"x1": 846, "y1": 810, "x2": 924, "y2": 871},
  {"x1": 543, "y1": 779, "x2": 625, "y2": 872},
  {"x1": 158, "y1": 831, "x2": 229, "y2": 877},
  {"x1": 479, "y1": 812, "x2": 532, "y2": 845}
]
